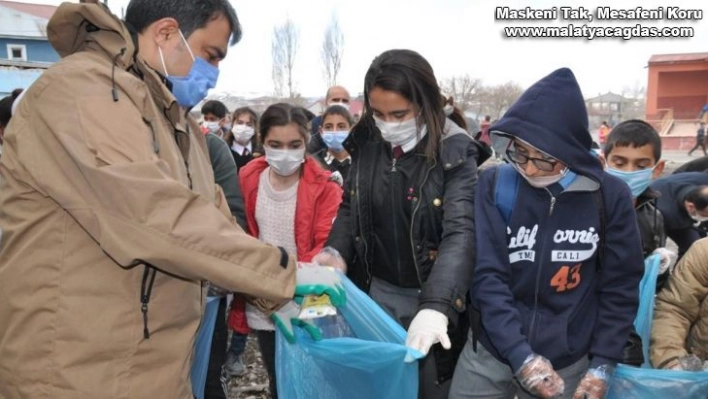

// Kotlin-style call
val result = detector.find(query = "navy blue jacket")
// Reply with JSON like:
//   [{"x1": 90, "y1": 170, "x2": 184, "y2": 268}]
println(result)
[
  {"x1": 472, "y1": 68, "x2": 645, "y2": 373},
  {"x1": 650, "y1": 172, "x2": 708, "y2": 256}
]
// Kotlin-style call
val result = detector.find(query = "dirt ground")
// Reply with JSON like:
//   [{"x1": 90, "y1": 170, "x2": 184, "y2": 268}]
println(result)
[{"x1": 225, "y1": 333, "x2": 271, "y2": 399}]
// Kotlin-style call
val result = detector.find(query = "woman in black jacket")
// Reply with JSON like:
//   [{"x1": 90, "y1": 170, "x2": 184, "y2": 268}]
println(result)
[{"x1": 313, "y1": 49, "x2": 489, "y2": 398}]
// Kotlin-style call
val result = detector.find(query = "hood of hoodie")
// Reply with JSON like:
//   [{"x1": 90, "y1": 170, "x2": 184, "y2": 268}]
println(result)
[
  {"x1": 490, "y1": 68, "x2": 602, "y2": 189},
  {"x1": 48, "y1": 0, "x2": 135, "y2": 70}
]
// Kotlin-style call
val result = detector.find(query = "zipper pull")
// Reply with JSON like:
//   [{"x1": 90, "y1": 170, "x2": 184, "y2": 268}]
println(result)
[
  {"x1": 549, "y1": 196, "x2": 557, "y2": 216},
  {"x1": 391, "y1": 158, "x2": 397, "y2": 172}
]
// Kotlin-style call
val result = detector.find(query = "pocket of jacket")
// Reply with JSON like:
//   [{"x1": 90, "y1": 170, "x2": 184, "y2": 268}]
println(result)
[
  {"x1": 566, "y1": 292, "x2": 597, "y2": 356},
  {"x1": 533, "y1": 312, "x2": 570, "y2": 359},
  {"x1": 77, "y1": 96, "x2": 159, "y2": 166}
]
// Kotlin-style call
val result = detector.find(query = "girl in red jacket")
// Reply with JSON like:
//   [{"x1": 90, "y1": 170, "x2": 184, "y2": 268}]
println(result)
[{"x1": 237, "y1": 102, "x2": 343, "y2": 398}]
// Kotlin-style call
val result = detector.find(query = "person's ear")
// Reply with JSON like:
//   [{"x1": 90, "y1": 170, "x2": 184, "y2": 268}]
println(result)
[
  {"x1": 597, "y1": 154, "x2": 607, "y2": 169},
  {"x1": 685, "y1": 201, "x2": 695, "y2": 214},
  {"x1": 652, "y1": 160, "x2": 666, "y2": 179},
  {"x1": 153, "y1": 18, "x2": 180, "y2": 47}
]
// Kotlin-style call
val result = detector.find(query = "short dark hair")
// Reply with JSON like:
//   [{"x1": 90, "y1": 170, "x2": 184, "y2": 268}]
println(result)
[
  {"x1": 125, "y1": 0, "x2": 242, "y2": 45},
  {"x1": 686, "y1": 186, "x2": 708, "y2": 211},
  {"x1": 259, "y1": 103, "x2": 310, "y2": 143},
  {"x1": 0, "y1": 88, "x2": 23, "y2": 127},
  {"x1": 603, "y1": 119, "x2": 662, "y2": 162},
  {"x1": 322, "y1": 105, "x2": 354, "y2": 127},
  {"x1": 201, "y1": 100, "x2": 228, "y2": 118}
]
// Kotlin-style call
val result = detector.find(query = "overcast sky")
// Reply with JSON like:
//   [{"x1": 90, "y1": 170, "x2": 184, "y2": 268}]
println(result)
[{"x1": 17, "y1": 0, "x2": 708, "y2": 99}]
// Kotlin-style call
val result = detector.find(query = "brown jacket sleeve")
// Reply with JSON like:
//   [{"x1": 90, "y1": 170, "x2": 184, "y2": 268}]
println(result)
[
  {"x1": 650, "y1": 239, "x2": 708, "y2": 368},
  {"x1": 20, "y1": 75, "x2": 295, "y2": 304}
]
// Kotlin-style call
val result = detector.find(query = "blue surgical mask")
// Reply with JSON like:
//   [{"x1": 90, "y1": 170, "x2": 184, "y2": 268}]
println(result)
[
  {"x1": 158, "y1": 30, "x2": 219, "y2": 108},
  {"x1": 322, "y1": 131, "x2": 349, "y2": 152},
  {"x1": 606, "y1": 167, "x2": 655, "y2": 198}
]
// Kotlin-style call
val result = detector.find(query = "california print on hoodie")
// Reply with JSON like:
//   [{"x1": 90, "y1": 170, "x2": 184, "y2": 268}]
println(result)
[{"x1": 471, "y1": 68, "x2": 645, "y2": 374}]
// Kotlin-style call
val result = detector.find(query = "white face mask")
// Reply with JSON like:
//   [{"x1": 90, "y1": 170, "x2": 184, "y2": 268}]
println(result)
[
  {"x1": 374, "y1": 116, "x2": 426, "y2": 153},
  {"x1": 202, "y1": 121, "x2": 220, "y2": 134},
  {"x1": 265, "y1": 147, "x2": 305, "y2": 176},
  {"x1": 690, "y1": 211, "x2": 708, "y2": 223},
  {"x1": 328, "y1": 101, "x2": 349, "y2": 111},
  {"x1": 511, "y1": 162, "x2": 568, "y2": 188},
  {"x1": 232, "y1": 124, "x2": 255, "y2": 144}
]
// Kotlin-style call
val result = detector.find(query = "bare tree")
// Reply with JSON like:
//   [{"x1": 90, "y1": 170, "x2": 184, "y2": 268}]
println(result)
[
  {"x1": 439, "y1": 75, "x2": 483, "y2": 112},
  {"x1": 483, "y1": 82, "x2": 524, "y2": 120},
  {"x1": 620, "y1": 81, "x2": 647, "y2": 121},
  {"x1": 272, "y1": 17, "x2": 300, "y2": 98},
  {"x1": 321, "y1": 13, "x2": 345, "y2": 87},
  {"x1": 271, "y1": 40, "x2": 285, "y2": 97}
]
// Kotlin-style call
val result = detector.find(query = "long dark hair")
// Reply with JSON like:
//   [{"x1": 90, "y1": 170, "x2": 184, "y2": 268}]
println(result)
[
  {"x1": 363, "y1": 49, "x2": 446, "y2": 162},
  {"x1": 259, "y1": 103, "x2": 310, "y2": 143},
  {"x1": 226, "y1": 106, "x2": 259, "y2": 146}
]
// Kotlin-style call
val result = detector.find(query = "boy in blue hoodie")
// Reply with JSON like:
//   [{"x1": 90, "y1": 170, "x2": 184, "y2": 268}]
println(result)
[{"x1": 449, "y1": 68, "x2": 645, "y2": 399}]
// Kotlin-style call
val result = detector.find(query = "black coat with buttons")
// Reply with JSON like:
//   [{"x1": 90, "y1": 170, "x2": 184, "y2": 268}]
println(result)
[{"x1": 326, "y1": 118, "x2": 489, "y2": 383}]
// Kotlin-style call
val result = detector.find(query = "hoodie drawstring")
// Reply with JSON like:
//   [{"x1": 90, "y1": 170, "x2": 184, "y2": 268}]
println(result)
[
  {"x1": 140, "y1": 265, "x2": 158, "y2": 339},
  {"x1": 111, "y1": 48, "x2": 126, "y2": 102},
  {"x1": 80, "y1": 20, "x2": 126, "y2": 102}
]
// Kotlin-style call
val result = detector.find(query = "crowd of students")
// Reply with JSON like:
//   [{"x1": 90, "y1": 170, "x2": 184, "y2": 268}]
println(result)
[{"x1": 0, "y1": 1, "x2": 707, "y2": 399}]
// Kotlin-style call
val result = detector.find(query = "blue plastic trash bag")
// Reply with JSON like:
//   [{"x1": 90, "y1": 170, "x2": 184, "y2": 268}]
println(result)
[
  {"x1": 606, "y1": 364, "x2": 708, "y2": 399},
  {"x1": 276, "y1": 273, "x2": 420, "y2": 399},
  {"x1": 634, "y1": 254, "x2": 661, "y2": 368},
  {"x1": 191, "y1": 296, "x2": 220, "y2": 399},
  {"x1": 606, "y1": 254, "x2": 708, "y2": 398}
]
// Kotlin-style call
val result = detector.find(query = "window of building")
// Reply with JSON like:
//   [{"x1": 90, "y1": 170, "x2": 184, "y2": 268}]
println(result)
[{"x1": 7, "y1": 44, "x2": 27, "y2": 61}]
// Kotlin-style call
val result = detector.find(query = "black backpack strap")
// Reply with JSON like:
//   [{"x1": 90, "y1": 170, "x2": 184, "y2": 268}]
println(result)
[{"x1": 594, "y1": 187, "x2": 606, "y2": 272}]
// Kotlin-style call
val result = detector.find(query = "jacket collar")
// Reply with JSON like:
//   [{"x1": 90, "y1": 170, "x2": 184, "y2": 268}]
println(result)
[{"x1": 636, "y1": 186, "x2": 661, "y2": 209}]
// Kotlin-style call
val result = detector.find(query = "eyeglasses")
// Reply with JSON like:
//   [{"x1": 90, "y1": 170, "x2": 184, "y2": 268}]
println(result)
[{"x1": 506, "y1": 148, "x2": 558, "y2": 172}]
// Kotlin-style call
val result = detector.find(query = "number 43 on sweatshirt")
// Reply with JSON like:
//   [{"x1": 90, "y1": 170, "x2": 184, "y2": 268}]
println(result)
[{"x1": 550, "y1": 263, "x2": 582, "y2": 293}]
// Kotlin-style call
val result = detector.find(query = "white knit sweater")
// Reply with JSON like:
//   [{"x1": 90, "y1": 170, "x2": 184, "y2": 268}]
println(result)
[{"x1": 246, "y1": 168, "x2": 299, "y2": 330}]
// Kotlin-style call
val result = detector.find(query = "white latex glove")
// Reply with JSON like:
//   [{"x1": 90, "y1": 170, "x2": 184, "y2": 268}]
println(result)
[
  {"x1": 312, "y1": 246, "x2": 347, "y2": 273},
  {"x1": 653, "y1": 247, "x2": 678, "y2": 274},
  {"x1": 405, "y1": 309, "x2": 450, "y2": 360}
]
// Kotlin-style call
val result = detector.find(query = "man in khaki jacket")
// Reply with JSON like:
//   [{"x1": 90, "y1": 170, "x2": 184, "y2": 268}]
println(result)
[
  {"x1": 651, "y1": 238, "x2": 708, "y2": 370},
  {"x1": 0, "y1": 1, "x2": 341, "y2": 398}
]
